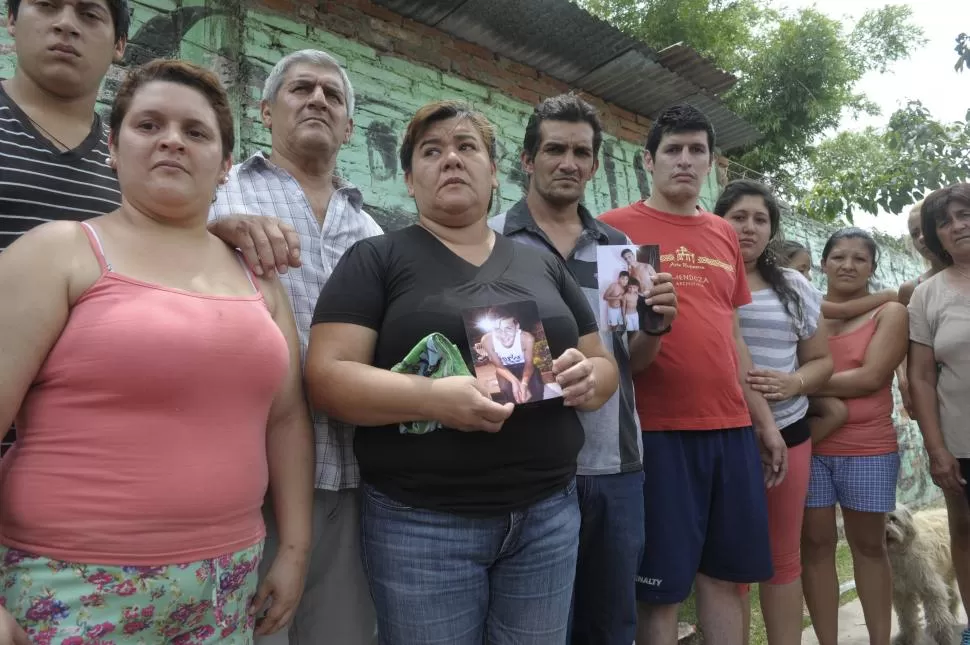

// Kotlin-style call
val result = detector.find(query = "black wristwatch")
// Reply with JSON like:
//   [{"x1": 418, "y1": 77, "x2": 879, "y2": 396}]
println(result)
[{"x1": 644, "y1": 324, "x2": 672, "y2": 336}]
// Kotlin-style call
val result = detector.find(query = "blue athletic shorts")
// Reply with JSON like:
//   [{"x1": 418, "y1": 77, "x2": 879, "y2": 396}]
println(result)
[
  {"x1": 805, "y1": 453, "x2": 899, "y2": 513},
  {"x1": 636, "y1": 427, "x2": 773, "y2": 604}
]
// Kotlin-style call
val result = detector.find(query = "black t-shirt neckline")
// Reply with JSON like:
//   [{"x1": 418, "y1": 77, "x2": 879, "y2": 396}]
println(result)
[{"x1": 412, "y1": 224, "x2": 514, "y2": 284}]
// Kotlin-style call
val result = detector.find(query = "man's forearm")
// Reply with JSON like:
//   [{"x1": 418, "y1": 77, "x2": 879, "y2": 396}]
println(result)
[{"x1": 629, "y1": 332, "x2": 662, "y2": 374}]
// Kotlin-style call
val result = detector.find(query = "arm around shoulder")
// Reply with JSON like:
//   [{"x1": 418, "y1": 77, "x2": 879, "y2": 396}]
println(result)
[
  {"x1": 822, "y1": 289, "x2": 896, "y2": 320},
  {"x1": 858, "y1": 301, "x2": 909, "y2": 391},
  {"x1": 818, "y1": 301, "x2": 908, "y2": 398},
  {"x1": 897, "y1": 280, "x2": 916, "y2": 307}
]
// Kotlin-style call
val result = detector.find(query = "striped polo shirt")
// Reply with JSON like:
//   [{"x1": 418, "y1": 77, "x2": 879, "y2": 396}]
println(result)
[
  {"x1": 489, "y1": 200, "x2": 642, "y2": 476},
  {"x1": 737, "y1": 268, "x2": 823, "y2": 432},
  {"x1": 0, "y1": 83, "x2": 121, "y2": 253}
]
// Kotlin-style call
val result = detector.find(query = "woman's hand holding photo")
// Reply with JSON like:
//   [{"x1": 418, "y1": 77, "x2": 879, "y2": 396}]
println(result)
[
  {"x1": 427, "y1": 376, "x2": 514, "y2": 433},
  {"x1": 553, "y1": 348, "x2": 597, "y2": 408}
]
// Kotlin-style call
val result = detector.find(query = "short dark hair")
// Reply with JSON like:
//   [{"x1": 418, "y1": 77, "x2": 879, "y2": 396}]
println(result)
[
  {"x1": 7, "y1": 0, "x2": 130, "y2": 42},
  {"x1": 521, "y1": 93, "x2": 603, "y2": 162},
  {"x1": 822, "y1": 227, "x2": 880, "y2": 271},
  {"x1": 921, "y1": 183, "x2": 970, "y2": 266},
  {"x1": 110, "y1": 59, "x2": 234, "y2": 161},
  {"x1": 627, "y1": 278, "x2": 640, "y2": 289},
  {"x1": 400, "y1": 100, "x2": 496, "y2": 175},
  {"x1": 618, "y1": 270, "x2": 630, "y2": 279},
  {"x1": 621, "y1": 248, "x2": 634, "y2": 257},
  {"x1": 644, "y1": 103, "x2": 715, "y2": 160}
]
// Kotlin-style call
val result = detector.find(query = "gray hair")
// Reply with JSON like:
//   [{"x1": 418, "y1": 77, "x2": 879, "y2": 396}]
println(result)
[{"x1": 261, "y1": 49, "x2": 356, "y2": 116}]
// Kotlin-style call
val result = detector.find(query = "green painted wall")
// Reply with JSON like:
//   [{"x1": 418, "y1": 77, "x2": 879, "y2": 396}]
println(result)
[{"x1": 0, "y1": 0, "x2": 937, "y2": 507}]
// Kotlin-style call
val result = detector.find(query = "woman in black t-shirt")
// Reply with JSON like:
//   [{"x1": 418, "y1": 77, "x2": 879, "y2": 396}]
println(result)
[{"x1": 305, "y1": 101, "x2": 618, "y2": 645}]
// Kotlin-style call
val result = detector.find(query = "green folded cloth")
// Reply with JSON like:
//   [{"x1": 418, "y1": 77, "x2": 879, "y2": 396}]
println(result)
[{"x1": 389, "y1": 333, "x2": 472, "y2": 434}]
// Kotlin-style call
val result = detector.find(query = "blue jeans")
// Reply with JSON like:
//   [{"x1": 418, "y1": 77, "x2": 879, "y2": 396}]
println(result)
[
  {"x1": 360, "y1": 480, "x2": 580, "y2": 645},
  {"x1": 570, "y1": 472, "x2": 645, "y2": 645}
]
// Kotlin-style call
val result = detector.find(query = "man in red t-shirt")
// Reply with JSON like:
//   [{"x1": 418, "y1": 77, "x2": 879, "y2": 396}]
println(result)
[{"x1": 599, "y1": 104, "x2": 787, "y2": 645}]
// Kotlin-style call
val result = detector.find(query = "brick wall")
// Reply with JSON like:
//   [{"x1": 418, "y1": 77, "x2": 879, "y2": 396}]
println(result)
[{"x1": 0, "y1": 0, "x2": 938, "y2": 505}]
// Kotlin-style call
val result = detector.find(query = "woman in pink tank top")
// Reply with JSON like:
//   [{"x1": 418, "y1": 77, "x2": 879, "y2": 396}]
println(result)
[
  {"x1": 801, "y1": 228, "x2": 909, "y2": 645},
  {"x1": 0, "y1": 61, "x2": 313, "y2": 645}
]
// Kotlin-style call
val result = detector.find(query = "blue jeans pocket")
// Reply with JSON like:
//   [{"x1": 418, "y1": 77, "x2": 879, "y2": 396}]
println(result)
[
  {"x1": 563, "y1": 477, "x2": 577, "y2": 497},
  {"x1": 362, "y1": 484, "x2": 415, "y2": 512}
]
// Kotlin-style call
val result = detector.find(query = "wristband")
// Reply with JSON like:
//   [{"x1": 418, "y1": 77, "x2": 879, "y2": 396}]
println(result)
[
  {"x1": 644, "y1": 324, "x2": 672, "y2": 337},
  {"x1": 795, "y1": 372, "x2": 805, "y2": 393}
]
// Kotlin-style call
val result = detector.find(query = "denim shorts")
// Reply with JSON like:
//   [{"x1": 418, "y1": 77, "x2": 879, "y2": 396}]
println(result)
[{"x1": 806, "y1": 453, "x2": 900, "y2": 513}]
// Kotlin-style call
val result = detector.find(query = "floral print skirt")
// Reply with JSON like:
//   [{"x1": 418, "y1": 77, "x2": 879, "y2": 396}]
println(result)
[{"x1": 0, "y1": 542, "x2": 263, "y2": 645}]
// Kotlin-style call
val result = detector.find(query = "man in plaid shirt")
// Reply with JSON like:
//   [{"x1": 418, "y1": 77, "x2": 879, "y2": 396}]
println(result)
[{"x1": 211, "y1": 49, "x2": 382, "y2": 645}]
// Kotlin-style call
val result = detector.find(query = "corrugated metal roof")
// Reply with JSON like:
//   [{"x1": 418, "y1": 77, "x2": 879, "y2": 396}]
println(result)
[
  {"x1": 371, "y1": 0, "x2": 761, "y2": 150},
  {"x1": 656, "y1": 43, "x2": 737, "y2": 96}
]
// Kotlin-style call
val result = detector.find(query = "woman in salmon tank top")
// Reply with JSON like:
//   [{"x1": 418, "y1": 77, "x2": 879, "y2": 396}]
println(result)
[
  {"x1": 801, "y1": 227, "x2": 909, "y2": 645},
  {"x1": 0, "y1": 60, "x2": 312, "y2": 644}
]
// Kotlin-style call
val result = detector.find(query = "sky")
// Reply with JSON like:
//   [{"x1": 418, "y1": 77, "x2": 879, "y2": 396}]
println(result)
[{"x1": 770, "y1": 0, "x2": 970, "y2": 237}]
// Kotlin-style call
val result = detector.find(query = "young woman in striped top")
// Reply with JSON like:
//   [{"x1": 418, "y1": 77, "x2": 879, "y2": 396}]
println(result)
[{"x1": 716, "y1": 180, "x2": 835, "y2": 645}]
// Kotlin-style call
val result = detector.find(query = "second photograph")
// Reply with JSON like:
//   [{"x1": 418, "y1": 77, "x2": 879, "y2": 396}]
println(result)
[{"x1": 596, "y1": 244, "x2": 663, "y2": 332}]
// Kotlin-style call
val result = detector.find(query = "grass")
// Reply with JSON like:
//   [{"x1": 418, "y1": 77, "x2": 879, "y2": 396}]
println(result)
[{"x1": 677, "y1": 540, "x2": 856, "y2": 645}]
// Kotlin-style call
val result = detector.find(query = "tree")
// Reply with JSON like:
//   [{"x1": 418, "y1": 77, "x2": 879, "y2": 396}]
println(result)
[
  {"x1": 802, "y1": 102, "x2": 970, "y2": 222},
  {"x1": 957, "y1": 33, "x2": 970, "y2": 72},
  {"x1": 576, "y1": 1, "x2": 923, "y2": 188},
  {"x1": 579, "y1": 0, "x2": 768, "y2": 75}
]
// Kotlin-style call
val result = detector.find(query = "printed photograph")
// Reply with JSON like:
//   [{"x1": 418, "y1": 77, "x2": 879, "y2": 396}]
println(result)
[
  {"x1": 462, "y1": 301, "x2": 562, "y2": 405},
  {"x1": 596, "y1": 244, "x2": 664, "y2": 332}
]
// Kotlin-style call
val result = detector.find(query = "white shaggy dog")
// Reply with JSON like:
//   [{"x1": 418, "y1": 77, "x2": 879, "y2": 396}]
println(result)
[{"x1": 886, "y1": 505, "x2": 959, "y2": 645}]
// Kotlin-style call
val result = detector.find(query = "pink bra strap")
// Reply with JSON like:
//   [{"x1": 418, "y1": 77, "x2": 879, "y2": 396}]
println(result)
[{"x1": 79, "y1": 222, "x2": 110, "y2": 272}]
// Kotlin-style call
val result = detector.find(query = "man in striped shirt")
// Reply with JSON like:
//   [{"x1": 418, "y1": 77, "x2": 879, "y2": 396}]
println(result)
[
  {"x1": 0, "y1": 0, "x2": 129, "y2": 251},
  {"x1": 0, "y1": 0, "x2": 129, "y2": 455}
]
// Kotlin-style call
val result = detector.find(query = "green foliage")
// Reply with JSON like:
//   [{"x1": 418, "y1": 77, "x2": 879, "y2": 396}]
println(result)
[
  {"x1": 575, "y1": 1, "x2": 924, "y2": 189},
  {"x1": 729, "y1": 5, "x2": 922, "y2": 184},
  {"x1": 850, "y1": 5, "x2": 920, "y2": 74},
  {"x1": 579, "y1": 0, "x2": 769, "y2": 74},
  {"x1": 729, "y1": 9, "x2": 867, "y2": 184},
  {"x1": 957, "y1": 33, "x2": 970, "y2": 73},
  {"x1": 802, "y1": 102, "x2": 970, "y2": 222}
]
